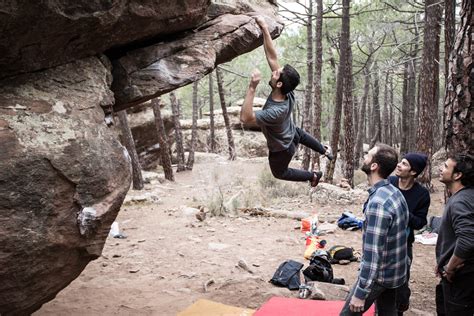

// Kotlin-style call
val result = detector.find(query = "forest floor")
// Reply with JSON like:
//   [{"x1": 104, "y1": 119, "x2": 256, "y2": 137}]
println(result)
[{"x1": 36, "y1": 154, "x2": 444, "y2": 316}]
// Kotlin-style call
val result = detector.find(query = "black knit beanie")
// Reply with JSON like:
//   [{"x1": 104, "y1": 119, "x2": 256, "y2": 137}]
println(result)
[{"x1": 404, "y1": 153, "x2": 428, "y2": 177}]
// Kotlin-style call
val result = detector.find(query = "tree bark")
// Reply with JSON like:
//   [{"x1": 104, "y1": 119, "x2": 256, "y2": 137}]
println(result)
[
  {"x1": 169, "y1": 91, "x2": 186, "y2": 172},
  {"x1": 407, "y1": 59, "x2": 417, "y2": 152},
  {"x1": 216, "y1": 68, "x2": 236, "y2": 160},
  {"x1": 186, "y1": 81, "x2": 199, "y2": 170},
  {"x1": 444, "y1": 0, "x2": 456, "y2": 85},
  {"x1": 442, "y1": 0, "x2": 456, "y2": 149},
  {"x1": 444, "y1": 0, "x2": 473, "y2": 155},
  {"x1": 208, "y1": 72, "x2": 216, "y2": 153},
  {"x1": 152, "y1": 98, "x2": 174, "y2": 181},
  {"x1": 302, "y1": 0, "x2": 314, "y2": 171},
  {"x1": 416, "y1": 0, "x2": 442, "y2": 187},
  {"x1": 117, "y1": 110, "x2": 144, "y2": 190},
  {"x1": 342, "y1": 46, "x2": 355, "y2": 187},
  {"x1": 381, "y1": 72, "x2": 390, "y2": 144},
  {"x1": 369, "y1": 61, "x2": 381, "y2": 148},
  {"x1": 312, "y1": 0, "x2": 324, "y2": 171},
  {"x1": 355, "y1": 65, "x2": 371, "y2": 164},
  {"x1": 400, "y1": 61, "x2": 409, "y2": 155},
  {"x1": 325, "y1": 0, "x2": 351, "y2": 183},
  {"x1": 389, "y1": 76, "x2": 394, "y2": 147}
]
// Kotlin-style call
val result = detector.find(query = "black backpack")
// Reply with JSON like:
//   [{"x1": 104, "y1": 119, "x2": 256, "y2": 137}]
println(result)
[
  {"x1": 303, "y1": 253, "x2": 345, "y2": 285},
  {"x1": 328, "y1": 245, "x2": 358, "y2": 264},
  {"x1": 270, "y1": 260, "x2": 304, "y2": 290}
]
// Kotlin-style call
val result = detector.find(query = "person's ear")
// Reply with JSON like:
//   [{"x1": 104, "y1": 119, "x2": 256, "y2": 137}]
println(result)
[
  {"x1": 409, "y1": 170, "x2": 417, "y2": 177},
  {"x1": 453, "y1": 171, "x2": 462, "y2": 181},
  {"x1": 371, "y1": 162, "x2": 378, "y2": 171},
  {"x1": 276, "y1": 81, "x2": 283, "y2": 89}
]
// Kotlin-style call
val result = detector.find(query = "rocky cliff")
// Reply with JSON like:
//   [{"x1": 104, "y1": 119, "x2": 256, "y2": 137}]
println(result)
[{"x1": 0, "y1": 1, "x2": 281, "y2": 314}]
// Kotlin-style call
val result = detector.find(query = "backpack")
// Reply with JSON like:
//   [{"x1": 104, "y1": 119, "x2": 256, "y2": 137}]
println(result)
[
  {"x1": 303, "y1": 251, "x2": 345, "y2": 285},
  {"x1": 270, "y1": 260, "x2": 304, "y2": 290},
  {"x1": 328, "y1": 245, "x2": 358, "y2": 264}
]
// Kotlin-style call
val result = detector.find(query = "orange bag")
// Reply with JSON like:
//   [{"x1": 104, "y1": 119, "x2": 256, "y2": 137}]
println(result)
[{"x1": 301, "y1": 215, "x2": 318, "y2": 233}]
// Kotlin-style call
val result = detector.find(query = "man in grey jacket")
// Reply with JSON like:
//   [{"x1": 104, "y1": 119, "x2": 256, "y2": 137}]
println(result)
[{"x1": 435, "y1": 153, "x2": 474, "y2": 316}]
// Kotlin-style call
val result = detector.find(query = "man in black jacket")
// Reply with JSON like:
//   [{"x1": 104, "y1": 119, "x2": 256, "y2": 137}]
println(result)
[
  {"x1": 435, "y1": 154, "x2": 474, "y2": 316},
  {"x1": 388, "y1": 153, "x2": 430, "y2": 315}
]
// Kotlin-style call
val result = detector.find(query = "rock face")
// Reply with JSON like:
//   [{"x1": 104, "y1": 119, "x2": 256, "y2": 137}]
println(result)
[
  {"x1": 112, "y1": 13, "x2": 282, "y2": 110},
  {"x1": 0, "y1": 1, "x2": 280, "y2": 314},
  {"x1": 0, "y1": 1, "x2": 211, "y2": 79},
  {"x1": 0, "y1": 58, "x2": 132, "y2": 314}
]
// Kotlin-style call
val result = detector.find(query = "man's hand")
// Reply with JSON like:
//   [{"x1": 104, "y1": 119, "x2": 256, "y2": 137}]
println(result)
[
  {"x1": 249, "y1": 69, "x2": 261, "y2": 89},
  {"x1": 349, "y1": 295, "x2": 365, "y2": 313},
  {"x1": 442, "y1": 263, "x2": 464, "y2": 282},
  {"x1": 255, "y1": 16, "x2": 267, "y2": 29}
]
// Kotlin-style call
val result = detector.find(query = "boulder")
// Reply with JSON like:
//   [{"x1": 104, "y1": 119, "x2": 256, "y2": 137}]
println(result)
[
  {"x1": 301, "y1": 281, "x2": 350, "y2": 301},
  {"x1": 235, "y1": 97, "x2": 267, "y2": 107},
  {"x1": 112, "y1": 13, "x2": 282, "y2": 110},
  {"x1": 0, "y1": 57, "x2": 132, "y2": 315},
  {"x1": 311, "y1": 183, "x2": 368, "y2": 206},
  {"x1": 431, "y1": 148, "x2": 448, "y2": 178},
  {"x1": 125, "y1": 103, "x2": 268, "y2": 170},
  {"x1": 0, "y1": 1, "x2": 281, "y2": 314},
  {"x1": 0, "y1": 1, "x2": 210, "y2": 79}
]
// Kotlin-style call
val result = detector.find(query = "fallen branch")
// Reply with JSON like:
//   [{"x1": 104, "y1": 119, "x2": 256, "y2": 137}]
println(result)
[{"x1": 239, "y1": 207, "x2": 310, "y2": 220}]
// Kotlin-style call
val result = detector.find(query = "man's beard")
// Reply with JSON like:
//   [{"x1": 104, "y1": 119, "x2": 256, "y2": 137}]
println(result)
[
  {"x1": 439, "y1": 174, "x2": 454, "y2": 185},
  {"x1": 361, "y1": 161, "x2": 372, "y2": 175}
]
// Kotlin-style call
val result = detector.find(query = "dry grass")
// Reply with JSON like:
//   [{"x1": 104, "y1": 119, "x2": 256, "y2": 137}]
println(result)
[
  {"x1": 206, "y1": 165, "x2": 306, "y2": 216},
  {"x1": 257, "y1": 167, "x2": 303, "y2": 199}
]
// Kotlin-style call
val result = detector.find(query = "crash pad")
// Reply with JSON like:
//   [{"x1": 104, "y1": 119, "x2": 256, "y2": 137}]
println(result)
[
  {"x1": 254, "y1": 297, "x2": 376, "y2": 316},
  {"x1": 177, "y1": 299, "x2": 255, "y2": 316}
]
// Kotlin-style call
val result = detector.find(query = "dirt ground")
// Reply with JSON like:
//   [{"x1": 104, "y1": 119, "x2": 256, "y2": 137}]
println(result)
[{"x1": 35, "y1": 154, "x2": 445, "y2": 316}]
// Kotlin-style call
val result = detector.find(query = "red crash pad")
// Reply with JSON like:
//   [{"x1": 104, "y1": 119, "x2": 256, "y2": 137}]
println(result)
[{"x1": 254, "y1": 297, "x2": 376, "y2": 316}]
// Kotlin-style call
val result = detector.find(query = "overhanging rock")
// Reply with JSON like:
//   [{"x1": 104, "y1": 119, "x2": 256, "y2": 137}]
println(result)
[
  {"x1": 112, "y1": 14, "x2": 282, "y2": 111},
  {"x1": 0, "y1": 1, "x2": 211, "y2": 79}
]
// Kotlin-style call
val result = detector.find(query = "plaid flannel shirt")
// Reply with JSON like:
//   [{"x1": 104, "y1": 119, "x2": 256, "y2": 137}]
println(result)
[{"x1": 354, "y1": 179, "x2": 409, "y2": 300}]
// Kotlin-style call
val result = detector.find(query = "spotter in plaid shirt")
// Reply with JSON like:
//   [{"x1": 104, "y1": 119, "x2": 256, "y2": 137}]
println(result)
[{"x1": 354, "y1": 179, "x2": 409, "y2": 300}]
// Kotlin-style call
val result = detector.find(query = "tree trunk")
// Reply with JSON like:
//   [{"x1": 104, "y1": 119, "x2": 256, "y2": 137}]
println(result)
[
  {"x1": 169, "y1": 91, "x2": 186, "y2": 172},
  {"x1": 355, "y1": 65, "x2": 371, "y2": 164},
  {"x1": 400, "y1": 61, "x2": 409, "y2": 155},
  {"x1": 117, "y1": 110, "x2": 144, "y2": 190},
  {"x1": 342, "y1": 47, "x2": 355, "y2": 187},
  {"x1": 444, "y1": 0, "x2": 473, "y2": 155},
  {"x1": 152, "y1": 98, "x2": 174, "y2": 181},
  {"x1": 186, "y1": 81, "x2": 199, "y2": 170},
  {"x1": 389, "y1": 76, "x2": 394, "y2": 147},
  {"x1": 410, "y1": 20, "x2": 421, "y2": 152},
  {"x1": 302, "y1": 0, "x2": 314, "y2": 170},
  {"x1": 353, "y1": 97, "x2": 359, "y2": 144},
  {"x1": 416, "y1": 0, "x2": 442, "y2": 187},
  {"x1": 444, "y1": 0, "x2": 456, "y2": 87},
  {"x1": 325, "y1": 0, "x2": 351, "y2": 183},
  {"x1": 208, "y1": 72, "x2": 216, "y2": 153},
  {"x1": 381, "y1": 72, "x2": 390, "y2": 144},
  {"x1": 443, "y1": 0, "x2": 456, "y2": 149},
  {"x1": 312, "y1": 0, "x2": 324, "y2": 171},
  {"x1": 407, "y1": 59, "x2": 417, "y2": 152},
  {"x1": 369, "y1": 61, "x2": 381, "y2": 148},
  {"x1": 215, "y1": 68, "x2": 236, "y2": 160}
]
